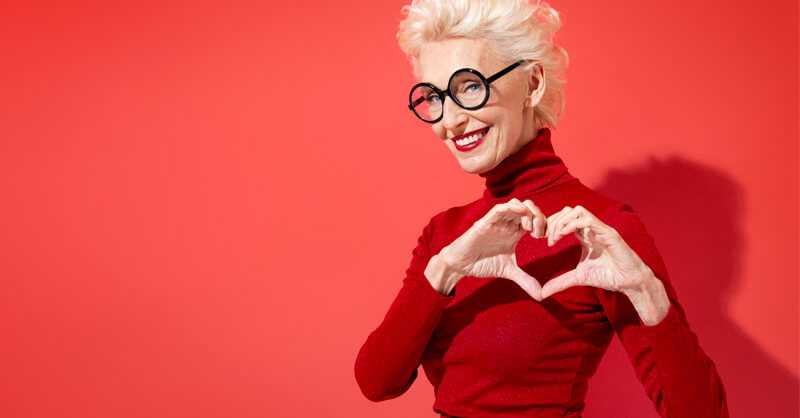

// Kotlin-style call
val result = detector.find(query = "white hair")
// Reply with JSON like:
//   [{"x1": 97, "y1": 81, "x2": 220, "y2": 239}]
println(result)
[{"x1": 397, "y1": 0, "x2": 569, "y2": 129}]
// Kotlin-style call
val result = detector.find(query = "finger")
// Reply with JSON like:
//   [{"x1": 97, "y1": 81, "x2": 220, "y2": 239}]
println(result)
[
  {"x1": 506, "y1": 202, "x2": 533, "y2": 227},
  {"x1": 514, "y1": 199, "x2": 533, "y2": 232},
  {"x1": 547, "y1": 206, "x2": 572, "y2": 247},
  {"x1": 548, "y1": 207, "x2": 571, "y2": 240},
  {"x1": 484, "y1": 201, "x2": 526, "y2": 226},
  {"x1": 554, "y1": 207, "x2": 580, "y2": 238},
  {"x1": 504, "y1": 264, "x2": 543, "y2": 301},
  {"x1": 540, "y1": 268, "x2": 582, "y2": 299},
  {"x1": 552, "y1": 206, "x2": 583, "y2": 246},
  {"x1": 507, "y1": 199, "x2": 532, "y2": 229},
  {"x1": 552, "y1": 208, "x2": 593, "y2": 245},
  {"x1": 568, "y1": 206, "x2": 618, "y2": 247},
  {"x1": 522, "y1": 199, "x2": 547, "y2": 238},
  {"x1": 520, "y1": 214, "x2": 533, "y2": 232},
  {"x1": 532, "y1": 217, "x2": 543, "y2": 238},
  {"x1": 496, "y1": 200, "x2": 529, "y2": 220}
]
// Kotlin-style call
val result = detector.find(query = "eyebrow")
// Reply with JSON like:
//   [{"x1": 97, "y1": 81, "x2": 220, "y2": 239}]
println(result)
[
  {"x1": 421, "y1": 67, "x2": 479, "y2": 91},
  {"x1": 419, "y1": 77, "x2": 448, "y2": 91}
]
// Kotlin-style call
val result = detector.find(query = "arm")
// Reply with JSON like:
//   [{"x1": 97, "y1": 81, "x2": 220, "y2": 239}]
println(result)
[
  {"x1": 354, "y1": 197, "x2": 548, "y2": 402},
  {"x1": 597, "y1": 203, "x2": 730, "y2": 418},
  {"x1": 353, "y1": 218, "x2": 460, "y2": 402}
]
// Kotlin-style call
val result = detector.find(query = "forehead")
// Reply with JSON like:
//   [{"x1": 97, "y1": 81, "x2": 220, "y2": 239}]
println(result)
[{"x1": 417, "y1": 38, "x2": 497, "y2": 88}]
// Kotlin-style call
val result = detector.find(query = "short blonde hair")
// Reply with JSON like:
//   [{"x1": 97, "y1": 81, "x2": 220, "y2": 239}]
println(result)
[{"x1": 397, "y1": 0, "x2": 569, "y2": 129}]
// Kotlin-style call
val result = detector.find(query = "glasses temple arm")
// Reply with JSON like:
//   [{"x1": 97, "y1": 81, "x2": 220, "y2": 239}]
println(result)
[{"x1": 486, "y1": 59, "x2": 529, "y2": 84}]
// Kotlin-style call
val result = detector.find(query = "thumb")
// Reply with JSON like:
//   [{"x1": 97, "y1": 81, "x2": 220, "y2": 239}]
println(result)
[
  {"x1": 504, "y1": 264, "x2": 543, "y2": 302},
  {"x1": 540, "y1": 268, "x2": 580, "y2": 299}
]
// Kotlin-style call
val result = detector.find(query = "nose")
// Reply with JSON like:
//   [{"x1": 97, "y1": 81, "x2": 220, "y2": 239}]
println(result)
[{"x1": 441, "y1": 95, "x2": 468, "y2": 132}]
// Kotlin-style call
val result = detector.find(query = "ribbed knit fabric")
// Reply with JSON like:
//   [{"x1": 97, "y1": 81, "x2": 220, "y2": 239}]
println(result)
[{"x1": 354, "y1": 128, "x2": 729, "y2": 418}]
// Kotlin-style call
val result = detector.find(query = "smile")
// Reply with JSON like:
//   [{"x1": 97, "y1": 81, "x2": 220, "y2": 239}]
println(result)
[{"x1": 452, "y1": 126, "x2": 492, "y2": 152}]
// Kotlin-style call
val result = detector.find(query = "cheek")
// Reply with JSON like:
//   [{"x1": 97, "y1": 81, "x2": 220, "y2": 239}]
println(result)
[
  {"x1": 479, "y1": 111, "x2": 506, "y2": 141},
  {"x1": 433, "y1": 124, "x2": 446, "y2": 137}
]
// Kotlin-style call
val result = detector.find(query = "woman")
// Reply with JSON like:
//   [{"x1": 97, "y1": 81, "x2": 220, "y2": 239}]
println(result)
[{"x1": 354, "y1": 1, "x2": 729, "y2": 417}]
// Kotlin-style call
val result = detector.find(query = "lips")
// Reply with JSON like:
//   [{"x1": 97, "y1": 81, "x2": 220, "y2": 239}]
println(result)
[{"x1": 451, "y1": 125, "x2": 492, "y2": 152}]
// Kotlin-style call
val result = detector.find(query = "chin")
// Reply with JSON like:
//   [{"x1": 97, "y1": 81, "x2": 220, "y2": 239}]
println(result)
[{"x1": 456, "y1": 156, "x2": 491, "y2": 175}]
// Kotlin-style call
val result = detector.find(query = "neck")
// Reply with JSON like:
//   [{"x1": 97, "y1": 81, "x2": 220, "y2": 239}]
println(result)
[{"x1": 478, "y1": 127, "x2": 574, "y2": 199}]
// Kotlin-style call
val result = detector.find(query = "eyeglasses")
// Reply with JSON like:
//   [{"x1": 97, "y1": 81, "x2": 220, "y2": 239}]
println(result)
[{"x1": 408, "y1": 59, "x2": 530, "y2": 124}]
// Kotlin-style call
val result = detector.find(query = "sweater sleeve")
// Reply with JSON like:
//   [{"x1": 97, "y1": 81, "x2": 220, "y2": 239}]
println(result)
[
  {"x1": 596, "y1": 203, "x2": 730, "y2": 418},
  {"x1": 354, "y1": 216, "x2": 454, "y2": 402}
]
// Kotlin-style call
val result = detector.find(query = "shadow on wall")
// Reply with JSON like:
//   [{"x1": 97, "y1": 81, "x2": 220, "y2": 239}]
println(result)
[{"x1": 583, "y1": 155, "x2": 798, "y2": 418}]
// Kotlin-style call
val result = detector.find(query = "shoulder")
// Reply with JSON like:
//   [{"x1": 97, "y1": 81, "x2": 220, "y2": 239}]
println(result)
[
  {"x1": 596, "y1": 198, "x2": 670, "y2": 286},
  {"x1": 423, "y1": 197, "x2": 488, "y2": 253},
  {"x1": 556, "y1": 182, "x2": 659, "y2": 248},
  {"x1": 598, "y1": 200, "x2": 654, "y2": 244}
]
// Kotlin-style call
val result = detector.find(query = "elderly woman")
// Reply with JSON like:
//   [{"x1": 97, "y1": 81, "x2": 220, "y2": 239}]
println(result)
[{"x1": 354, "y1": 1, "x2": 729, "y2": 417}]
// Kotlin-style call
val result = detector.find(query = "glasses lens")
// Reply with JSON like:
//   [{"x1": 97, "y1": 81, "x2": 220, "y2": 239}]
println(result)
[
  {"x1": 450, "y1": 70, "x2": 487, "y2": 108},
  {"x1": 410, "y1": 84, "x2": 441, "y2": 122}
]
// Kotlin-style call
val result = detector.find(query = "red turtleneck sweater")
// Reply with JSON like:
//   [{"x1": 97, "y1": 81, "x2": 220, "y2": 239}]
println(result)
[{"x1": 354, "y1": 128, "x2": 729, "y2": 418}]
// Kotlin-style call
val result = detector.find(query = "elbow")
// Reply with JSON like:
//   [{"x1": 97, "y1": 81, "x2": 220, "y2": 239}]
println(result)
[
  {"x1": 356, "y1": 380, "x2": 393, "y2": 403},
  {"x1": 354, "y1": 356, "x2": 415, "y2": 402},
  {"x1": 353, "y1": 365, "x2": 396, "y2": 402},
  {"x1": 354, "y1": 371, "x2": 392, "y2": 402}
]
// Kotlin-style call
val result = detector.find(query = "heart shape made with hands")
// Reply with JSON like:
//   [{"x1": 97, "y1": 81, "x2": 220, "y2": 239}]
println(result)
[{"x1": 456, "y1": 197, "x2": 652, "y2": 302}]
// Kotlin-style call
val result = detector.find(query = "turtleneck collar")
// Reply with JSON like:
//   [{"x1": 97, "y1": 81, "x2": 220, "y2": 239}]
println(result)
[{"x1": 478, "y1": 127, "x2": 575, "y2": 200}]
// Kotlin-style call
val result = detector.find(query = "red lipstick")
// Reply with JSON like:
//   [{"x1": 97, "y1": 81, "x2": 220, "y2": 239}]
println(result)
[{"x1": 451, "y1": 126, "x2": 492, "y2": 152}]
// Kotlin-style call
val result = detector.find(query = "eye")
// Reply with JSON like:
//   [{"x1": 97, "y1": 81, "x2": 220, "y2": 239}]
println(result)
[
  {"x1": 426, "y1": 93, "x2": 441, "y2": 104},
  {"x1": 466, "y1": 82, "x2": 480, "y2": 92}
]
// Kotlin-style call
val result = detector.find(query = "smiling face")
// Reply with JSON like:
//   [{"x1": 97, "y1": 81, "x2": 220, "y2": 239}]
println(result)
[{"x1": 417, "y1": 37, "x2": 544, "y2": 174}]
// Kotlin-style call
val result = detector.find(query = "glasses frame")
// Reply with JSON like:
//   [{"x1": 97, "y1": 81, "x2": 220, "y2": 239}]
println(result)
[{"x1": 408, "y1": 59, "x2": 530, "y2": 124}]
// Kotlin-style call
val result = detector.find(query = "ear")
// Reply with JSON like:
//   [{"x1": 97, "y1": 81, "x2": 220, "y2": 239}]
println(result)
[{"x1": 525, "y1": 64, "x2": 546, "y2": 108}]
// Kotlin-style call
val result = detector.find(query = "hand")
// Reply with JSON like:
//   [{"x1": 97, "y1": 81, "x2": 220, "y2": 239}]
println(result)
[
  {"x1": 540, "y1": 205, "x2": 655, "y2": 299},
  {"x1": 439, "y1": 197, "x2": 548, "y2": 301}
]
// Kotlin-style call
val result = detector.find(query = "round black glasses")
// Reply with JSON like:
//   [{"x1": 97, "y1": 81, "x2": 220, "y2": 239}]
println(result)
[{"x1": 408, "y1": 59, "x2": 529, "y2": 124}]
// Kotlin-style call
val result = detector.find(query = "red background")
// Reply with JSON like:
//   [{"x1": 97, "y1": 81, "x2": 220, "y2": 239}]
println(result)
[{"x1": 1, "y1": 1, "x2": 797, "y2": 417}]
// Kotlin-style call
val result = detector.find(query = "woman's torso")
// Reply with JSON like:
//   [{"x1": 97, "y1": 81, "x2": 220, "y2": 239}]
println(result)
[{"x1": 422, "y1": 178, "x2": 621, "y2": 418}]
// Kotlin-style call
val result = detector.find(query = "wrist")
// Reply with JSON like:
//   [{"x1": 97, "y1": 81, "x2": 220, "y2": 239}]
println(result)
[
  {"x1": 623, "y1": 272, "x2": 671, "y2": 326},
  {"x1": 425, "y1": 252, "x2": 464, "y2": 296}
]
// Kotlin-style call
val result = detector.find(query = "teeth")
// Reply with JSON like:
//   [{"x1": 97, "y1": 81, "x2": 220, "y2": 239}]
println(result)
[
  {"x1": 456, "y1": 135, "x2": 478, "y2": 146},
  {"x1": 455, "y1": 129, "x2": 488, "y2": 146}
]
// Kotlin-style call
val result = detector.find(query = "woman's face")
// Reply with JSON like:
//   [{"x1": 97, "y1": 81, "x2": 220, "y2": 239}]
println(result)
[{"x1": 417, "y1": 37, "x2": 542, "y2": 174}]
